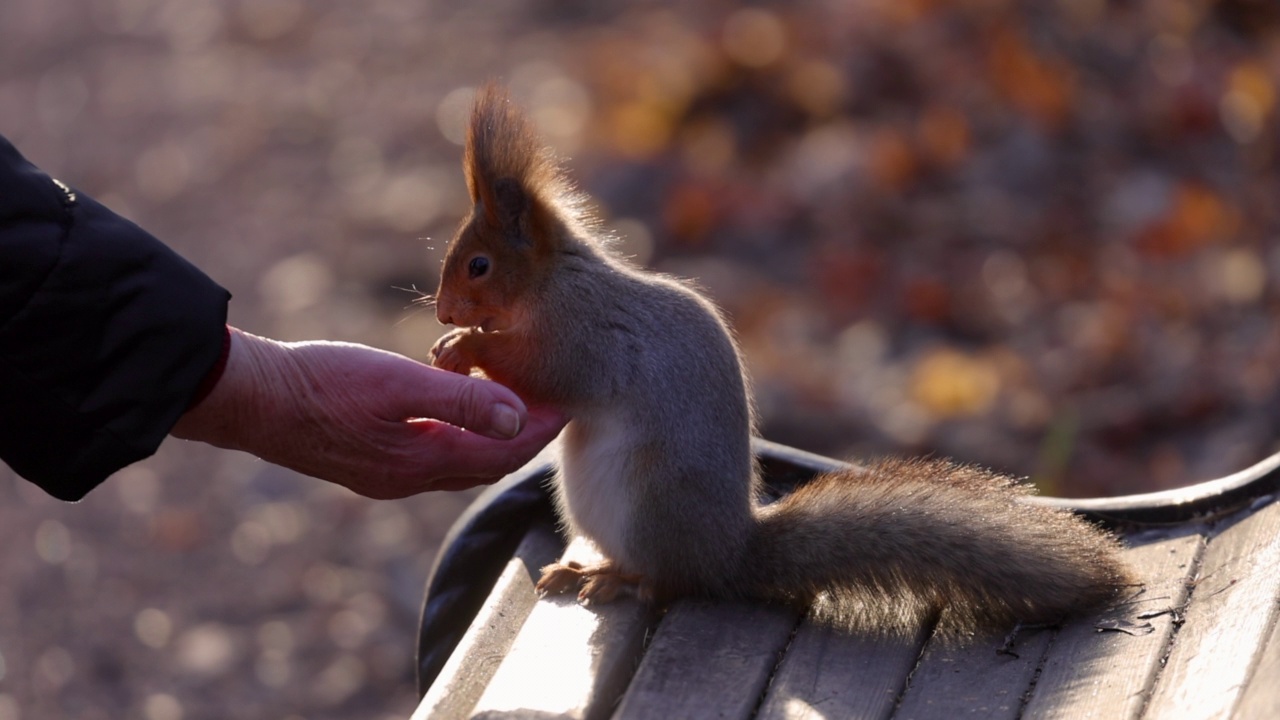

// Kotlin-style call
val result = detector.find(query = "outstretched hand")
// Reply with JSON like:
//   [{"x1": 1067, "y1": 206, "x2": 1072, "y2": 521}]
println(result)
[{"x1": 171, "y1": 328, "x2": 566, "y2": 498}]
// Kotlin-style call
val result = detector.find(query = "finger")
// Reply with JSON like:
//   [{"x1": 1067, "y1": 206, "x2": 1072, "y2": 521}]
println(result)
[
  {"x1": 327, "y1": 459, "x2": 499, "y2": 499},
  {"x1": 389, "y1": 364, "x2": 529, "y2": 440},
  {"x1": 428, "y1": 476, "x2": 502, "y2": 492},
  {"x1": 524, "y1": 405, "x2": 571, "y2": 432},
  {"x1": 398, "y1": 413, "x2": 562, "y2": 480}
]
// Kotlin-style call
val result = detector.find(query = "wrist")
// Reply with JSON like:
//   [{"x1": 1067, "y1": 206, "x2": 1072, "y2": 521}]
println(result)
[
  {"x1": 170, "y1": 327, "x2": 285, "y2": 450},
  {"x1": 186, "y1": 325, "x2": 233, "y2": 411}
]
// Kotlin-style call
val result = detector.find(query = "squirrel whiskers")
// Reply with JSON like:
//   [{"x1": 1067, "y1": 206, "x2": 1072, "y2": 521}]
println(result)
[{"x1": 430, "y1": 83, "x2": 1133, "y2": 632}]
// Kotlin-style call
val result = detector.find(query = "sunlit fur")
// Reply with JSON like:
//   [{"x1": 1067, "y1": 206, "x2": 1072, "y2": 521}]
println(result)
[
  {"x1": 432, "y1": 84, "x2": 1133, "y2": 633},
  {"x1": 753, "y1": 458, "x2": 1131, "y2": 631}
]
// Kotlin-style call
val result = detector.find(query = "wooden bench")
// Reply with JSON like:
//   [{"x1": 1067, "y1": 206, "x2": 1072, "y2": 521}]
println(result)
[{"x1": 411, "y1": 439, "x2": 1280, "y2": 719}]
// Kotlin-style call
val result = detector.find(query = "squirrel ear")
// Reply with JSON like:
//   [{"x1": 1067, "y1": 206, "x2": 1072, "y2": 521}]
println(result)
[
  {"x1": 465, "y1": 83, "x2": 567, "y2": 253},
  {"x1": 491, "y1": 177, "x2": 527, "y2": 230},
  {"x1": 482, "y1": 176, "x2": 559, "y2": 252}
]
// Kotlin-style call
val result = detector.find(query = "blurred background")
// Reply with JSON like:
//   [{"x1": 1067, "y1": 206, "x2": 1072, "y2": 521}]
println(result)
[{"x1": 1, "y1": 0, "x2": 1277, "y2": 717}]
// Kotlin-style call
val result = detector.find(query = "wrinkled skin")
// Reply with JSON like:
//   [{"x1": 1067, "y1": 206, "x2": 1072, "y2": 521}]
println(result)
[{"x1": 172, "y1": 328, "x2": 566, "y2": 498}]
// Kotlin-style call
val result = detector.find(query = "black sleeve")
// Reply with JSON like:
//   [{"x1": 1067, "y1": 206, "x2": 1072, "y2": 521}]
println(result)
[{"x1": 0, "y1": 135, "x2": 231, "y2": 501}]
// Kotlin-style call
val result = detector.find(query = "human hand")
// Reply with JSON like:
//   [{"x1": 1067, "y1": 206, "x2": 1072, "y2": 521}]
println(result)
[{"x1": 171, "y1": 328, "x2": 567, "y2": 498}]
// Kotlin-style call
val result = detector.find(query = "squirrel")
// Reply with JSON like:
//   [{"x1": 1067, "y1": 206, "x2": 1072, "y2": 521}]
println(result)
[{"x1": 429, "y1": 83, "x2": 1133, "y2": 631}]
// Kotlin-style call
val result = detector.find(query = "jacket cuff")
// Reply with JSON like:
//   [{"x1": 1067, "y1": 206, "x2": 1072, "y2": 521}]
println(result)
[
  {"x1": 187, "y1": 325, "x2": 234, "y2": 412},
  {"x1": 0, "y1": 138, "x2": 231, "y2": 500}
]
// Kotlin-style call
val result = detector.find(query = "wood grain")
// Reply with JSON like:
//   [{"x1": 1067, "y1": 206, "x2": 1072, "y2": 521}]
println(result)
[
  {"x1": 1021, "y1": 528, "x2": 1204, "y2": 720},
  {"x1": 1233, "y1": 578, "x2": 1280, "y2": 720},
  {"x1": 613, "y1": 600, "x2": 798, "y2": 720},
  {"x1": 412, "y1": 521, "x2": 563, "y2": 720},
  {"x1": 893, "y1": 623, "x2": 1054, "y2": 719},
  {"x1": 755, "y1": 618, "x2": 930, "y2": 720},
  {"x1": 1143, "y1": 500, "x2": 1280, "y2": 720}
]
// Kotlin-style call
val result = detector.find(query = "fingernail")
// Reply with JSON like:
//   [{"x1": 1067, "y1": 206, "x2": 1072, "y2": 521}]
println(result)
[{"x1": 491, "y1": 403, "x2": 522, "y2": 438}]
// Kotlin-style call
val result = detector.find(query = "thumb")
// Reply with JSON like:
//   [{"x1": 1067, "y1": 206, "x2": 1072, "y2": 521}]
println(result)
[{"x1": 392, "y1": 364, "x2": 528, "y2": 440}]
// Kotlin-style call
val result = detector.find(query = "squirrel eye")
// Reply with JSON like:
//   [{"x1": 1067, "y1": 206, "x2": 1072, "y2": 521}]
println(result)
[{"x1": 468, "y1": 256, "x2": 490, "y2": 278}]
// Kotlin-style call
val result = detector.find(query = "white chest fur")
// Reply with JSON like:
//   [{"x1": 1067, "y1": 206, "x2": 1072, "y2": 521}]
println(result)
[{"x1": 554, "y1": 411, "x2": 635, "y2": 565}]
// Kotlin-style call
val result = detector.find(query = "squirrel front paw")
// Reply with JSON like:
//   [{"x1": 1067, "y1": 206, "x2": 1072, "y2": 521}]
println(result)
[{"x1": 429, "y1": 328, "x2": 474, "y2": 375}]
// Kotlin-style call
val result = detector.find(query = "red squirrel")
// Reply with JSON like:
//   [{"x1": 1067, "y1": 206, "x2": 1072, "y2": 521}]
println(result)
[{"x1": 430, "y1": 83, "x2": 1132, "y2": 630}]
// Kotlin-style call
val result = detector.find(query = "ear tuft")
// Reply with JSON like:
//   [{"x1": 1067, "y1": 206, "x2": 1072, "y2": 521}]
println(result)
[{"x1": 463, "y1": 82, "x2": 590, "y2": 247}]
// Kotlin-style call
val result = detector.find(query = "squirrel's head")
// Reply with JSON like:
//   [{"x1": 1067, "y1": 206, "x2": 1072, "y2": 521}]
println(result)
[{"x1": 435, "y1": 83, "x2": 579, "y2": 332}]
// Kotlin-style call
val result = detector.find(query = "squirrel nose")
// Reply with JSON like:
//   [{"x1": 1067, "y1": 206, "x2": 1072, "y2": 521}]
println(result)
[{"x1": 435, "y1": 299, "x2": 455, "y2": 326}]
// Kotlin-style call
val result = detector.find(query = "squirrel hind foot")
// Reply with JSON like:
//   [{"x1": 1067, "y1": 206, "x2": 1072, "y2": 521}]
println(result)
[
  {"x1": 579, "y1": 568, "x2": 653, "y2": 605},
  {"x1": 535, "y1": 561, "x2": 655, "y2": 605},
  {"x1": 535, "y1": 560, "x2": 587, "y2": 596}
]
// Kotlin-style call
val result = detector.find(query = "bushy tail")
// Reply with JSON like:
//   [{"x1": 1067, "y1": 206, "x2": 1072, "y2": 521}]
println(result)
[{"x1": 745, "y1": 458, "x2": 1133, "y2": 630}]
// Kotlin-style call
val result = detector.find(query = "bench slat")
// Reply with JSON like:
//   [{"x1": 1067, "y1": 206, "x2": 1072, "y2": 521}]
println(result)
[
  {"x1": 468, "y1": 538, "x2": 658, "y2": 720},
  {"x1": 894, "y1": 625, "x2": 1054, "y2": 719},
  {"x1": 755, "y1": 619, "x2": 930, "y2": 720},
  {"x1": 1233, "y1": 575, "x2": 1280, "y2": 719},
  {"x1": 614, "y1": 600, "x2": 798, "y2": 720},
  {"x1": 412, "y1": 521, "x2": 563, "y2": 720},
  {"x1": 1021, "y1": 529, "x2": 1204, "y2": 719},
  {"x1": 1144, "y1": 500, "x2": 1280, "y2": 719}
]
